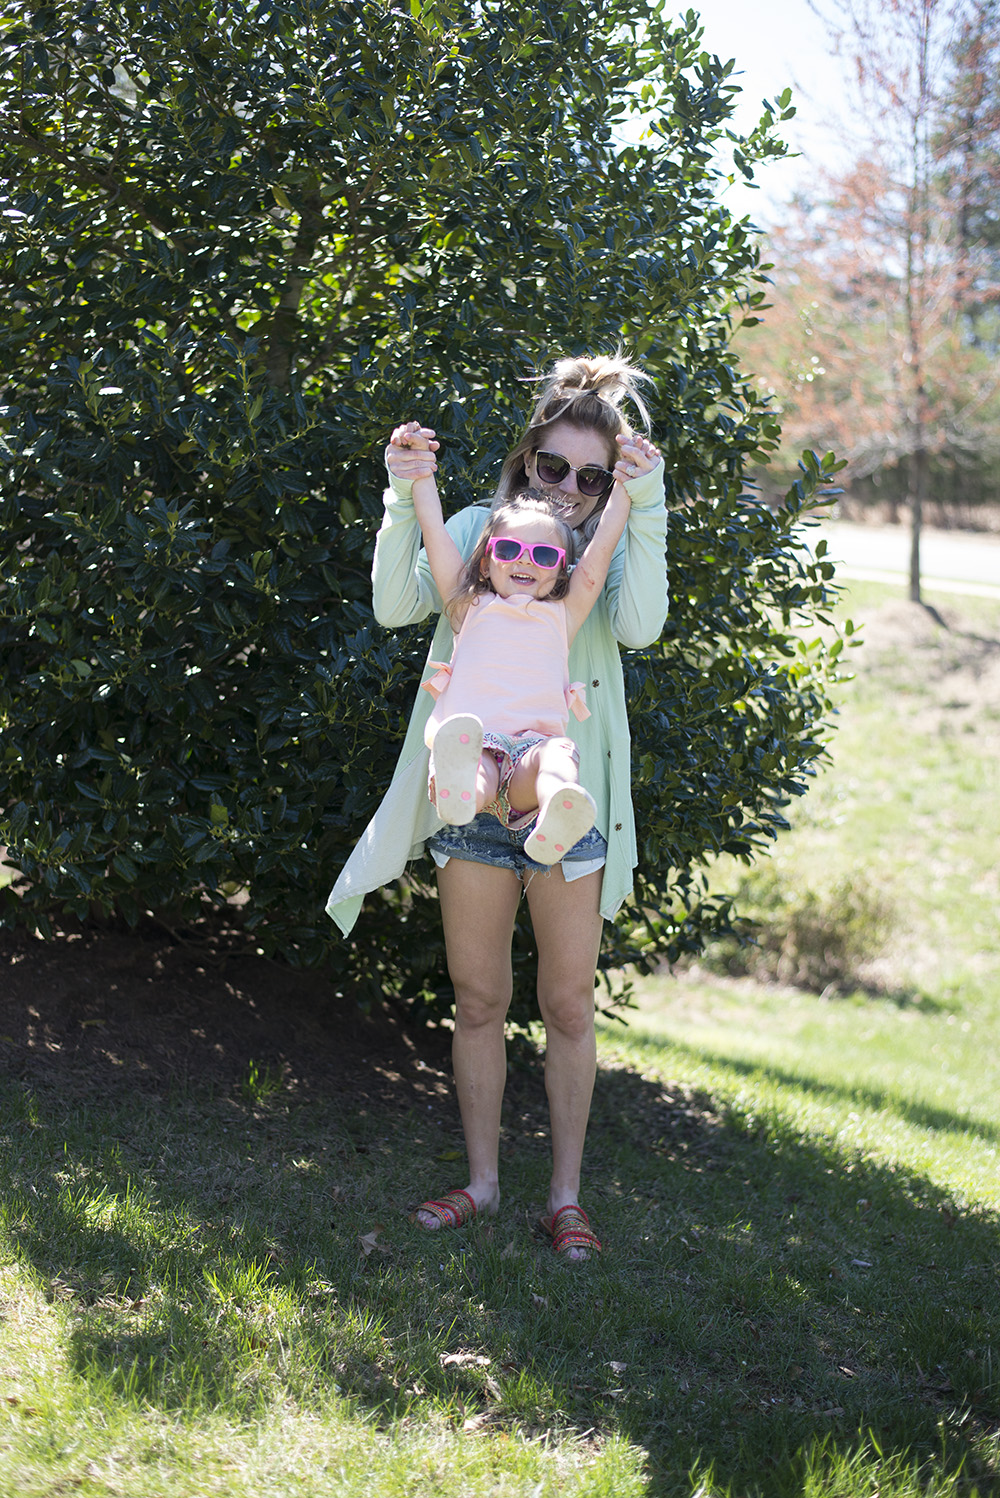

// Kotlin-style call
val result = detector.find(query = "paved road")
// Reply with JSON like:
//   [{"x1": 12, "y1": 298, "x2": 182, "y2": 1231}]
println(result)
[{"x1": 810, "y1": 520, "x2": 1000, "y2": 598}]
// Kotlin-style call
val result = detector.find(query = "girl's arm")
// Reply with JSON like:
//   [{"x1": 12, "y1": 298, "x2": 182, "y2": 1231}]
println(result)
[
  {"x1": 383, "y1": 420, "x2": 469, "y2": 615},
  {"x1": 410, "y1": 468, "x2": 468, "y2": 616},
  {"x1": 564, "y1": 482, "x2": 632, "y2": 642}
]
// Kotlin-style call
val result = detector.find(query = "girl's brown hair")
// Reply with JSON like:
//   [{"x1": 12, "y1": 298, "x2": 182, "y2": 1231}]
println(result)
[
  {"x1": 495, "y1": 352, "x2": 655, "y2": 539},
  {"x1": 446, "y1": 492, "x2": 577, "y2": 626}
]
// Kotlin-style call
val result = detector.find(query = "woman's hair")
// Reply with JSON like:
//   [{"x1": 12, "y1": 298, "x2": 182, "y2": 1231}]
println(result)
[
  {"x1": 495, "y1": 351, "x2": 655, "y2": 539},
  {"x1": 446, "y1": 491, "x2": 577, "y2": 626}
]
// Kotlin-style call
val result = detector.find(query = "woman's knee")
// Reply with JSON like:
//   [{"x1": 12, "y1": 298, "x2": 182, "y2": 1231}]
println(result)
[
  {"x1": 451, "y1": 969, "x2": 512, "y2": 1030},
  {"x1": 537, "y1": 982, "x2": 596, "y2": 1043}
]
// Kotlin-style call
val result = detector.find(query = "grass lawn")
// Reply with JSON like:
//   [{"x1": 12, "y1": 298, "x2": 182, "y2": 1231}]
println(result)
[{"x1": 2, "y1": 579, "x2": 999, "y2": 1496}]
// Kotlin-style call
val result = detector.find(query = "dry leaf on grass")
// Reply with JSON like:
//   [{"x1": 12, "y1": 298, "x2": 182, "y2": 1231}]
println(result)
[
  {"x1": 358, "y1": 1225, "x2": 388, "y2": 1257},
  {"x1": 440, "y1": 1351, "x2": 491, "y2": 1369}
]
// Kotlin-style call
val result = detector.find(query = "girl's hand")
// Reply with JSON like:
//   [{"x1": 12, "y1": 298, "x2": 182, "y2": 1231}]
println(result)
[
  {"x1": 614, "y1": 431, "x2": 661, "y2": 487},
  {"x1": 386, "y1": 421, "x2": 440, "y2": 481}
]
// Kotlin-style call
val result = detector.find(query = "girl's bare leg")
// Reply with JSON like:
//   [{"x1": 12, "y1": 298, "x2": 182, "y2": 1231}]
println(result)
[
  {"x1": 416, "y1": 857, "x2": 522, "y2": 1228},
  {"x1": 507, "y1": 736, "x2": 580, "y2": 814},
  {"x1": 475, "y1": 752, "x2": 500, "y2": 813},
  {"x1": 524, "y1": 866, "x2": 604, "y2": 1260}
]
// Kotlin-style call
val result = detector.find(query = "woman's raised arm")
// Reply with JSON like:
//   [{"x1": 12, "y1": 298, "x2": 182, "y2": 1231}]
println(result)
[
  {"x1": 372, "y1": 422, "x2": 441, "y2": 627},
  {"x1": 602, "y1": 460, "x2": 669, "y2": 649}
]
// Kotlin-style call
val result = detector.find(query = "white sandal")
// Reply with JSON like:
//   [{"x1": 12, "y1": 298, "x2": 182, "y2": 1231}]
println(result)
[
  {"x1": 429, "y1": 714, "x2": 483, "y2": 824},
  {"x1": 524, "y1": 785, "x2": 596, "y2": 866}
]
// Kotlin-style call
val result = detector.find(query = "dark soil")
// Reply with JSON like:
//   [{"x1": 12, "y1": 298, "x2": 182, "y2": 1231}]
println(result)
[{"x1": 0, "y1": 922, "x2": 457, "y2": 1111}]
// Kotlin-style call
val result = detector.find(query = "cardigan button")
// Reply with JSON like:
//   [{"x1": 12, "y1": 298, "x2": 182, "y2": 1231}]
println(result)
[
  {"x1": 615, "y1": 822, "x2": 622, "y2": 831},
  {"x1": 592, "y1": 678, "x2": 599, "y2": 687}
]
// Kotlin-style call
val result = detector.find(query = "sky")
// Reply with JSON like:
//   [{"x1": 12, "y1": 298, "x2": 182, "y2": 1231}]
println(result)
[{"x1": 688, "y1": 0, "x2": 857, "y2": 222}]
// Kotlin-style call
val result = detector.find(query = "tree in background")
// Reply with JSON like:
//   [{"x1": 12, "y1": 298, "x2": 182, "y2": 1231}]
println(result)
[
  {"x1": 935, "y1": 0, "x2": 1000, "y2": 339},
  {"x1": 0, "y1": 0, "x2": 844, "y2": 1022},
  {"x1": 745, "y1": 168, "x2": 999, "y2": 529},
  {"x1": 744, "y1": 0, "x2": 1000, "y2": 597}
]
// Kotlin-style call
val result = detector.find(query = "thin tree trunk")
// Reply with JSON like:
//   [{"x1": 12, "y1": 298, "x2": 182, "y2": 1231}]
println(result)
[
  {"x1": 901, "y1": 0, "x2": 932, "y2": 606},
  {"x1": 909, "y1": 444, "x2": 927, "y2": 602},
  {"x1": 265, "y1": 190, "x2": 324, "y2": 391}
]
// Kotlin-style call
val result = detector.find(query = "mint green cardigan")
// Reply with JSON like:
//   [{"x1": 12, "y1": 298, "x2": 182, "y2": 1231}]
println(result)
[{"x1": 326, "y1": 468, "x2": 668, "y2": 935}]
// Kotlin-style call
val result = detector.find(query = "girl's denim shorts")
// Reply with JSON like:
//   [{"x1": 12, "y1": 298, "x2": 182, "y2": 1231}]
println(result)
[{"x1": 428, "y1": 811, "x2": 607, "y2": 882}]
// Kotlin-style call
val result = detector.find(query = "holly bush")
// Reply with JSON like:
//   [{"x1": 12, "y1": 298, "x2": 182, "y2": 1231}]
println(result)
[{"x1": 0, "y1": 0, "x2": 845, "y2": 1018}]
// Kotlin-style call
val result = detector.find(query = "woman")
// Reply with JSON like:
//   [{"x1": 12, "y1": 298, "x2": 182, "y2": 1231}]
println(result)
[{"x1": 327, "y1": 354, "x2": 667, "y2": 1260}]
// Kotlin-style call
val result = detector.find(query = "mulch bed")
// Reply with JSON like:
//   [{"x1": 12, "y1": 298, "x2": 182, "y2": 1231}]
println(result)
[{"x1": 0, "y1": 923, "x2": 456, "y2": 1112}]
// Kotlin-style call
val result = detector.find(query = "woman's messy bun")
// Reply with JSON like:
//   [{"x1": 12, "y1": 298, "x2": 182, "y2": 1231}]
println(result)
[
  {"x1": 494, "y1": 350, "x2": 655, "y2": 521},
  {"x1": 529, "y1": 352, "x2": 654, "y2": 433}
]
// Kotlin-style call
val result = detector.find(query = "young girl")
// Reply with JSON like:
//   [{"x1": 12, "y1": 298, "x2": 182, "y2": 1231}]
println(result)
[{"x1": 415, "y1": 478, "x2": 631, "y2": 867}]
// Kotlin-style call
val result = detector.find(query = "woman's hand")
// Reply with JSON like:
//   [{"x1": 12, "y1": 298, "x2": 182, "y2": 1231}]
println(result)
[
  {"x1": 613, "y1": 431, "x2": 661, "y2": 487},
  {"x1": 386, "y1": 421, "x2": 440, "y2": 481}
]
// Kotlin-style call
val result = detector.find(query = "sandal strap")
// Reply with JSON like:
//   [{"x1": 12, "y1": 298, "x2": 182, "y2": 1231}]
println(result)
[
  {"x1": 548, "y1": 1204, "x2": 602, "y2": 1255},
  {"x1": 416, "y1": 1188, "x2": 476, "y2": 1229}
]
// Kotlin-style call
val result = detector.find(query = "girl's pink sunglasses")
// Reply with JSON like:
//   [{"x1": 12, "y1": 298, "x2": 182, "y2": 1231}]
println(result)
[{"x1": 486, "y1": 536, "x2": 567, "y2": 571}]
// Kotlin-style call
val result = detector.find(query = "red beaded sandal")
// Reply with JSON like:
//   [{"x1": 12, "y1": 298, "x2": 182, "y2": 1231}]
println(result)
[
  {"x1": 540, "y1": 1204, "x2": 602, "y2": 1258},
  {"x1": 412, "y1": 1188, "x2": 477, "y2": 1230}
]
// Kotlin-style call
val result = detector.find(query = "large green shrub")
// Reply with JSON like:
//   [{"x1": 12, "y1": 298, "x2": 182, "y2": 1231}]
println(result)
[{"x1": 0, "y1": 0, "x2": 845, "y2": 1015}]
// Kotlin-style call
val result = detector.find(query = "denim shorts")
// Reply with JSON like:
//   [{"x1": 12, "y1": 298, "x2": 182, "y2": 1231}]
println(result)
[{"x1": 428, "y1": 811, "x2": 607, "y2": 882}]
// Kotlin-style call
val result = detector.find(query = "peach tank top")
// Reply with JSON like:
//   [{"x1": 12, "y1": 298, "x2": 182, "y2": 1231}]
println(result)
[{"x1": 423, "y1": 594, "x2": 588, "y2": 745}]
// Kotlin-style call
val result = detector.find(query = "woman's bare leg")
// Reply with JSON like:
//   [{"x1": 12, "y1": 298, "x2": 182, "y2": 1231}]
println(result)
[
  {"x1": 416, "y1": 857, "x2": 522, "y2": 1227},
  {"x1": 524, "y1": 866, "x2": 604, "y2": 1258}
]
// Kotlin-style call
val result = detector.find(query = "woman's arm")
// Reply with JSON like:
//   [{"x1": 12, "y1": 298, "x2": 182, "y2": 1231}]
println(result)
[
  {"x1": 371, "y1": 422, "x2": 442, "y2": 628},
  {"x1": 372, "y1": 479, "x2": 439, "y2": 628},
  {"x1": 602, "y1": 455, "x2": 669, "y2": 649}
]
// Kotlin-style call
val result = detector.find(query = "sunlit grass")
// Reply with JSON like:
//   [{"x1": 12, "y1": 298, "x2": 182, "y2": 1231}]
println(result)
[
  {"x1": 5, "y1": 1056, "x2": 1000, "y2": 1497},
  {"x1": 622, "y1": 579, "x2": 1000, "y2": 1220},
  {"x1": 600, "y1": 1007, "x2": 1000, "y2": 1212}
]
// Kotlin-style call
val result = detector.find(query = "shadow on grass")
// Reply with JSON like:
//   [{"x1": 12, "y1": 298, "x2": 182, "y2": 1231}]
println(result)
[
  {"x1": 693, "y1": 966, "x2": 952, "y2": 1014},
  {"x1": 633, "y1": 1028, "x2": 1000, "y2": 1147},
  {"x1": 850, "y1": 982, "x2": 951, "y2": 1014},
  {"x1": 2, "y1": 1048, "x2": 999, "y2": 1496}
]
